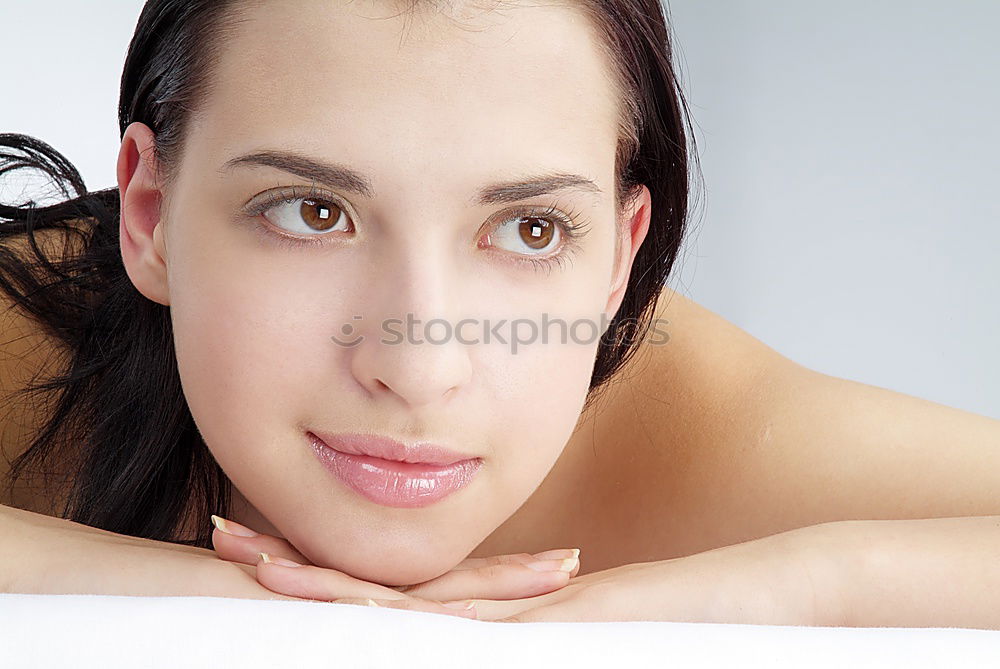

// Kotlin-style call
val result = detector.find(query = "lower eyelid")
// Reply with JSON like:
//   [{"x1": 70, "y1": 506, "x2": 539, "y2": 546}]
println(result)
[
  {"x1": 501, "y1": 238, "x2": 581, "y2": 273},
  {"x1": 251, "y1": 216, "x2": 330, "y2": 248}
]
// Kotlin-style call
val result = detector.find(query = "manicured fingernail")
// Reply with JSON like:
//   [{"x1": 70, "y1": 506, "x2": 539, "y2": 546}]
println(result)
[
  {"x1": 258, "y1": 552, "x2": 302, "y2": 568},
  {"x1": 211, "y1": 514, "x2": 259, "y2": 538},
  {"x1": 526, "y1": 556, "x2": 578, "y2": 573},
  {"x1": 441, "y1": 599, "x2": 476, "y2": 610},
  {"x1": 530, "y1": 548, "x2": 580, "y2": 561},
  {"x1": 364, "y1": 598, "x2": 382, "y2": 607}
]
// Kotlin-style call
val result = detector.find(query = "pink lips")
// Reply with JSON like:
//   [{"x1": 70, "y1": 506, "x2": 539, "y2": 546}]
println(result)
[{"x1": 307, "y1": 431, "x2": 482, "y2": 508}]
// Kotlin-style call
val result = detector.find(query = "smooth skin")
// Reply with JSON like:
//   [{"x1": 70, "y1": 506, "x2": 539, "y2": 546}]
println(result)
[
  {"x1": 3, "y1": 0, "x2": 1000, "y2": 622},
  {"x1": 4, "y1": 225, "x2": 1000, "y2": 623}
]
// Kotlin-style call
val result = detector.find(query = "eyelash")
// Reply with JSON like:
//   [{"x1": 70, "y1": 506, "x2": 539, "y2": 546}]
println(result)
[{"x1": 239, "y1": 184, "x2": 592, "y2": 273}]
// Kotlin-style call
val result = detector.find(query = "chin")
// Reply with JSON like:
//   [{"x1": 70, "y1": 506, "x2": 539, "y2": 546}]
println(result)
[
  {"x1": 284, "y1": 527, "x2": 469, "y2": 587},
  {"x1": 316, "y1": 548, "x2": 460, "y2": 587},
  {"x1": 359, "y1": 562, "x2": 451, "y2": 588}
]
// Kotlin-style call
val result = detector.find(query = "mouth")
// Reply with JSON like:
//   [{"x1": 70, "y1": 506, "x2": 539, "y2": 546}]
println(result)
[
  {"x1": 307, "y1": 431, "x2": 483, "y2": 508},
  {"x1": 309, "y1": 430, "x2": 476, "y2": 465}
]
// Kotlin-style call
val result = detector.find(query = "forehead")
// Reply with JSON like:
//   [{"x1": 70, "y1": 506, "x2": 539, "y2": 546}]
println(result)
[{"x1": 186, "y1": 0, "x2": 620, "y2": 199}]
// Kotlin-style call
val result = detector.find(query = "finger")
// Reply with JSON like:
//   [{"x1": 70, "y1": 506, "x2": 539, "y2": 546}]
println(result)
[
  {"x1": 447, "y1": 553, "x2": 534, "y2": 571},
  {"x1": 450, "y1": 548, "x2": 580, "y2": 572},
  {"x1": 210, "y1": 515, "x2": 311, "y2": 566},
  {"x1": 253, "y1": 553, "x2": 408, "y2": 602},
  {"x1": 449, "y1": 589, "x2": 570, "y2": 622},
  {"x1": 332, "y1": 597, "x2": 478, "y2": 620},
  {"x1": 401, "y1": 554, "x2": 579, "y2": 602}
]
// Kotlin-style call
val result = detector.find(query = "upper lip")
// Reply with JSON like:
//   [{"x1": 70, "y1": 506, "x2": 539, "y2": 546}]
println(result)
[{"x1": 309, "y1": 430, "x2": 478, "y2": 466}]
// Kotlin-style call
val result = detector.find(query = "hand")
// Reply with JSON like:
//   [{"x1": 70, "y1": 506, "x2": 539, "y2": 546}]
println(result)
[
  {"x1": 210, "y1": 514, "x2": 582, "y2": 619},
  {"x1": 0, "y1": 503, "x2": 305, "y2": 602},
  {"x1": 454, "y1": 523, "x2": 847, "y2": 624}
]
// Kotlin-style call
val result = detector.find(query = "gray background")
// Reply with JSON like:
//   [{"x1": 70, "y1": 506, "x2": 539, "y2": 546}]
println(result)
[{"x1": 2, "y1": 1, "x2": 997, "y2": 418}]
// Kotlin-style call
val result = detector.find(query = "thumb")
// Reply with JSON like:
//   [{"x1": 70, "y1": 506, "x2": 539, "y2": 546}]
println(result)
[{"x1": 210, "y1": 514, "x2": 311, "y2": 566}]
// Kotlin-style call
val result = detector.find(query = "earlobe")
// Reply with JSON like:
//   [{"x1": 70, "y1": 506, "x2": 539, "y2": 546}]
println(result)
[
  {"x1": 117, "y1": 121, "x2": 170, "y2": 306},
  {"x1": 603, "y1": 184, "x2": 652, "y2": 321}
]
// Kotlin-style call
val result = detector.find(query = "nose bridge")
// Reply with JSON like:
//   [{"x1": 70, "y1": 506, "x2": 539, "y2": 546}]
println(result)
[
  {"x1": 350, "y1": 227, "x2": 473, "y2": 407},
  {"x1": 372, "y1": 221, "x2": 459, "y2": 323},
  {"x1": 392, "y1": 230, "x2": 454, "y2": 320}
]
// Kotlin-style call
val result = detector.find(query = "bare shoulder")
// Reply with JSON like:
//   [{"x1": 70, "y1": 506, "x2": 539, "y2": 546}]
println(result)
[
  {"x1": 578, "y1": 286, "x2": 1000, "y2": 565},
  {"x1": 583, "y1": 285, "x2": 797, "y2": 450},
  {"x1": 641, "y1": 285, "x2": 793, "y2": 392},
  {"x1": 564, "y1": 287, "x2": 800, "y2": 563},
  {"x1": 0, "y1": 224, "x2": 86, "y2": 512}
]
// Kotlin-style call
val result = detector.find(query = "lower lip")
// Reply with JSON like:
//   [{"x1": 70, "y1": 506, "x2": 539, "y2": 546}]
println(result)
[{"x1": 307, "y1": 434, "x2": 482, "y2": 508}]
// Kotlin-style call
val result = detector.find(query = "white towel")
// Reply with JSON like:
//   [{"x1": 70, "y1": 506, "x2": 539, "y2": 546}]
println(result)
[{"x1": 1, "y1": 593, "x2": 997, "y2": 668}]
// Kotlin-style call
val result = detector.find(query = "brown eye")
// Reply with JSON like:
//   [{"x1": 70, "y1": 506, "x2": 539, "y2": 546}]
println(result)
[
  {"x1": 519, "y1": 217, "x2": 554, "y2": 249},
  {"x1": 259, "y1": 195, "x2": 354, "y2": 236},
  {"x1": 487, "y1": 212, "x2": 563, "y2": 256},
  {"x1": 300, "y1": 198, "x2": 344, "y2": 232}
]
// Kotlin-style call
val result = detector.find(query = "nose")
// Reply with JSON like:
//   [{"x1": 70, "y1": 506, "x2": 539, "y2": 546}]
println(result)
[
  {"x1": 349, "y1": 247, "x2": 473, "y2": 409},
  {"x1": 357, "y1": 338, "x2": 472, "y2": 407}
]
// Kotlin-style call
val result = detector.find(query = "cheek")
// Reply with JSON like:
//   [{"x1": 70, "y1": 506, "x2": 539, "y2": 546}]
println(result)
[
  {"x1": 484, "y1": 334, "x2": 596, "y2": 497},
  {"x1": 473, "y1": 279, "x2": 609, "y2": 499},
  {"x1": 168, "y1": 241, "x2": 342, "y2": 492}
]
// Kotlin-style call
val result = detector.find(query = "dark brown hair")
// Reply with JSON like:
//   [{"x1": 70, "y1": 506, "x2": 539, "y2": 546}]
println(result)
[{"x1": 0, "y1": 0, "x2": 699, "y2": 547}]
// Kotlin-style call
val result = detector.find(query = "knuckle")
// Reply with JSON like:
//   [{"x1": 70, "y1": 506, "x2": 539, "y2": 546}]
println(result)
[
  {"x1": 495, "y1": 553, "x2": 534, "y2": 565},
  {"x1": 480, "y1": 563, "x2": 508, "y2": 580}
]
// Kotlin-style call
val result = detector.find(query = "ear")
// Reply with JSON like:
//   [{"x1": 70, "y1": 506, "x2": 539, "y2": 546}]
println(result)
[
  {"x1": 117, "y1": 121, "x2": 170, "y2": 306},
  {"x1": 604, "y1": 184, "x2": 652, "y2": 320}
]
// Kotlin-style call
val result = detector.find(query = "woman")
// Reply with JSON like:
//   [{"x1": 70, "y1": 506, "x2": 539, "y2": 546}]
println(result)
[{"x1": 2, "y1": 0, "x2": 999, "y2": 627}]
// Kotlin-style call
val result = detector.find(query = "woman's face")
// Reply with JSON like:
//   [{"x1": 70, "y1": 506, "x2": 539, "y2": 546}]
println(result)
[{"x1": 139, "y1": 0, "x2": 649, "y2": 585}]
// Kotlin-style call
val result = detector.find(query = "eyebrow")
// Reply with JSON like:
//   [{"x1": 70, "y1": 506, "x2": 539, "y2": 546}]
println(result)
[{"x1": 219, "y1": 150, "x2": 602, "y2": 206}]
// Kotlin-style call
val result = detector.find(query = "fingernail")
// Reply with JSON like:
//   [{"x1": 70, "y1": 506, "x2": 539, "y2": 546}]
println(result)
[
  {"x1": 364, "y1": 598, "x2": 382, "y2": 607},
  {"x1": 211, "y1": 514, "x2": 259, "y2": 538},
  {"x1": 530, "y1": 548, "x2": 580, "y2": 561},
  {"x1": 441, "y1": 600, "x2": 476, "y2": 610},
  {"x1": 526, "y1": 556, "x2": 579, "y2": 573},
  {"x1": 258, "y1": 552, "x2": 303, "y2": 568}
]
